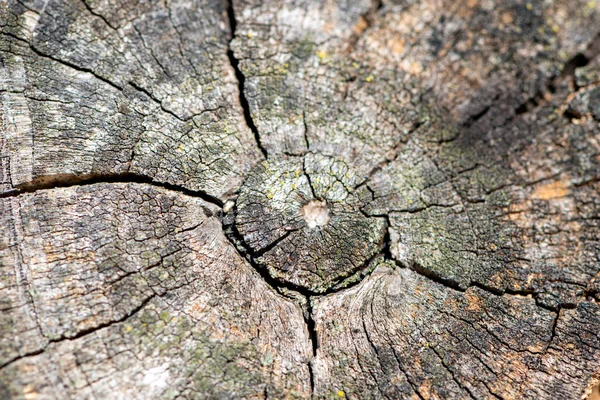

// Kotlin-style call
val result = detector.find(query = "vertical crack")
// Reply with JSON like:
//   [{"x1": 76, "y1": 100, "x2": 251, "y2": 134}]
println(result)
[
  {"x1": 225, "y1": 0, "x2": 268, "y2": 158},
  {"x1": 224, "y1": 203, "x2": 391, "y2": 398},
  {"x1": 302, "y1": 156, "x2": 319, "y2": 200},
  {"x1": 305, "y1": 297, "x2": 319, "y2": 357},
  {"x1": 305, "y1": 296, "x2": 318, "y2": 398},
  {"x1": 545, "y1": 307, "x2": 562, "y2": 354},
  {"x1": 302, "y1": 111, "x2": 310, "y2": 151}
]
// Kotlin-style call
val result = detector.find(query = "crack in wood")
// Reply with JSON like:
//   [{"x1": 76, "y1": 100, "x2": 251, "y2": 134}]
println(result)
[
  {"x1": 225, "y1": 0, "x2": 268, "y2": 159},
  {"x1": 0, "y1": 172, "x2": 224, "y2": 207}
]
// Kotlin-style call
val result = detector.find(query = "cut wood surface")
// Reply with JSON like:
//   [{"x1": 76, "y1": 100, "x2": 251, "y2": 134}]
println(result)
[{"x1": 1, "y1": 0, "x2": 600, "y2": 398}]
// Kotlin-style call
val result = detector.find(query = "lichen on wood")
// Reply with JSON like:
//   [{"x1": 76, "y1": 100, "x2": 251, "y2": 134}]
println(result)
[{"x1": 1, "y1": 0, "x2": 600, "y2": 399}]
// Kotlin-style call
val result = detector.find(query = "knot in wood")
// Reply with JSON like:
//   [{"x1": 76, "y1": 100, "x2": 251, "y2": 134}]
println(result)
[
  {"x1": 235, "y1": 153, "x2": 387, "y2": 292},
  {"x1": 302, "y1": 200, "x2": 330, "y2": 229}
]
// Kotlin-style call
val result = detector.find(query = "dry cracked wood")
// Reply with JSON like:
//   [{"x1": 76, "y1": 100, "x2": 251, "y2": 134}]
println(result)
[{"x1": 1, "y1": 0, "x2": 600, "y2": 399}]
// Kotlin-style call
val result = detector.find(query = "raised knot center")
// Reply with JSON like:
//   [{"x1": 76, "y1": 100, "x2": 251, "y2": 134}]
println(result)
[
  {"x1": 234, "y1": 154, "x2": 386, "y2": 292},
  {"x1": 302, "y1": 200, "x2": 330, "y2": 229}
]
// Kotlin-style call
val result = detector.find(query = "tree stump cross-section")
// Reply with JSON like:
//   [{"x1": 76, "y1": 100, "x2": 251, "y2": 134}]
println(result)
[{"x1": 1, "y1": 0, "x2": 600, "y2": 399}]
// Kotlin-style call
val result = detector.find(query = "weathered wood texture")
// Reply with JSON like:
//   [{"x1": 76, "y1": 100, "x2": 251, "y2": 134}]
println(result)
[{"x1": 1, "y1": 0, "x2": 600, "y2": 399}]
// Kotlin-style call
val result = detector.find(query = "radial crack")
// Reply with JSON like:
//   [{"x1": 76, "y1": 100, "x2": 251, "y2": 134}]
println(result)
[
  {"x1": 225, "y1": 0, "x2": 268, "y2": 158},
  {"x1": 0, "y1": 291, "x2": 158, "y2": 371},
  {"x1": 0, "y1": 172, "x2": 224, "y2": 207}
]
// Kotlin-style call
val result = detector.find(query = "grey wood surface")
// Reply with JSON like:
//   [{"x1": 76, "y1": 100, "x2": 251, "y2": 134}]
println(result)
[{"x1": 1, "y1": 0, "x2": 600, "y2": 398}]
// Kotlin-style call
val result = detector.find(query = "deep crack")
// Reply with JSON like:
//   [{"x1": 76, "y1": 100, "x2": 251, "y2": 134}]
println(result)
[
  {"x1": 386, "y1": 253, "x2": 564, "y2": 313},
  {"x1": 220, "y1": 202, "x2": 389, "y2": 397},
  {"x1": 220, "y1": 205, "x2": 385, "y2": 297},
  {"x1": 0, "y1": 172, "x2": 224, "y2": 207},
  {"x1": 3, "y1": 168, "x2": 574, "y2": 316},
  {"x1": 225, "y1": 0, "x2": 268, "y2": 158}
]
